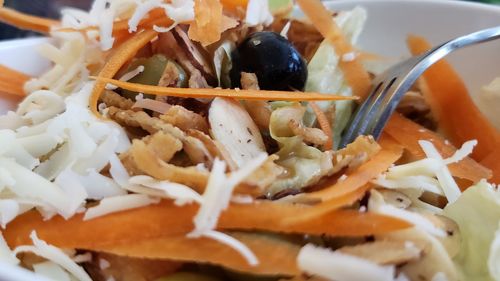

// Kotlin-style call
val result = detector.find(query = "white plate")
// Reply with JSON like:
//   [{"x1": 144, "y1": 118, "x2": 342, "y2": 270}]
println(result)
[{"x1": 0, "y1": 0, "x2": 499, "y2": 280}]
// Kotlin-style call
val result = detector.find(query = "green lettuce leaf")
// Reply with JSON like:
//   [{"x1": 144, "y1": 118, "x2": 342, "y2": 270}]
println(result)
[
  {"x1": 443, "y1": 181, "x2": 500, "y2": 281},
  {"x1": 267, "y1": 103, "x2": 332, "y2": 197},
  {"x1": 304, "y1": 6, "x2": 367, "y2": 149}
]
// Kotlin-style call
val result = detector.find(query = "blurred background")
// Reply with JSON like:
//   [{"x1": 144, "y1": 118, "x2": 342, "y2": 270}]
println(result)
[
  {"x1": 0, "y1": 0, "x2": 91, "y2": 40},
  {"x1": 0, "y1": 0, "x2": 499, "y2": 40}
]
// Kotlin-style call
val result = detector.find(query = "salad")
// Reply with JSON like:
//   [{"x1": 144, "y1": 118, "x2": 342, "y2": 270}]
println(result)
[{"x1": 0, "y1": 0, "x2": 499, "y2": 280}]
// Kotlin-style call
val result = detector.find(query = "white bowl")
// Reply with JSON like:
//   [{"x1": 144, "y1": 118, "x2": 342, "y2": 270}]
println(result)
[{"x1": 0, "y1": 0, "x2": 499, "y2": 280}]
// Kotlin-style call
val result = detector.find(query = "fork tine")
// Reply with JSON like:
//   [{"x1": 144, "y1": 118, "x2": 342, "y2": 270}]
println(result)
[
  {"x1": 338, "y1": 83, "x2": 379, "y2": 148},
  {"x1": 339, "y1": 78, "x2": 393, "y2": 148}
]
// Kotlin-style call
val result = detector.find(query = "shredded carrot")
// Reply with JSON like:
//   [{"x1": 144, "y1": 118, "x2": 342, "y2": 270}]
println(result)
[
  {"x1": 309, "y1": 101, "x2": 333, "y2": 150},
  {"x1": 92, "y1": 77, "x2": 359, "y2": 102},
  {"x1": 220, "y1": 0, "x2": 248, "y2": 12},
  {"x1": 384, "y1": 114, "x2": 492, "y2": 186},
  {"x1": 283, "y1": 184, "x2": 372, "y2": 225},
  {"x1": 296, "y1": 0, "x2": 371, "y2": 100},
  {"x1": 0, "y1": 7, "x2": 58, "y2": 33},
  {"x1": 90, "y1": 232, "x2": 300, "y2": 276},
  {"x1": 5, "y1": 200, "x2": 410, "y2": 251},
  {"x1": 89, "y1": 30, "x2": 158, "y2": 117},
  {"x1": 481, "y1": 147, "x2": 500, "y2": 185},
  {"x1": 407, "y1": 35, "x2": 500, "y2": 162},
  {"x1": 0, "y1": 65, "x2": 30, "y2": 97}
]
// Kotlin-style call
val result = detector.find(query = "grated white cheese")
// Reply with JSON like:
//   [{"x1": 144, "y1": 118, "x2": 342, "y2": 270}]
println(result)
[
  {"x1": 160, "y1": 0, "x2": 195, "y2": 23},
  {"x1": 297, "y1": 244, "x2": 396, "y2": 281},
  {"x1": 33, "y1": 261, "x2": 71, "y2": 281},
  {"x1": 202, "y1": 230, "x2": 259, "y2": 266},
  {"x1": 99, "y1": 258, "x2": 110, "y2": 270},
  {"x1": 279, "y1": 20, "x2": 292, "y2": 39},
  {"x1": 14, "y1": 231, "x2": 92, "y2": 281},
  {"x1": 338, "y1": 174, "x2": 348, "y2": 182},
  {"x1": 245, "y1": 0, "x2": 273, "y2": 27},
  {"x1": 431, "y1": 272, "x2": 448, "y2": 281},
  {"x1": 190, "y1": 154, "x2": 267, "y2": 236},
  {"x1": 0, "y1": 157, "x2": 74, "y2": 219},
  {"x1": 0, "y1": 199, "x2": 20, "y2": 228},
  {"x1": 129, "y1": 175, "x2": 202, "y2": 206},
  {"x1": 73, "y1": 253, "x2": 92, "y2": 263},
  {"x1": 230, "y1": 195, "x2": 254, "y2": 204},
  {"x1": 54, "y1": 169, "x2": 89, "y2": 216},
  {"x1": 84, "y1": 194, "x2": 160, "y2": 220},
  {"x1": 128, "y1": 0, "x2": 163, "y2": 33},
  {"x1": 75, "y1": 169, "x2": 126, "y2": 200},
  {"x1": 369, "y1": 190, "x2": 445, "y2": 237},
  {"x1": 98, "y1": 6, "x2": 115, "y2": 51},
  {"x1": 342, "y1": 52, "x2": 357, "y2": 62},
  {"x1": 187, "y1": 154, "x2": 266, "y2": 265},
  {"x1": 109, "y1": 153, "x2": 131, "y2": 187},
  {"x1": 105, "y1": 65, "x2": 145, "y2": 90},
  {"x1": 373, "y1": 175, "x2": 443, "y2": 195},
  {"x1": 443, "y1": 139, "x2": 477, "y2": 165},
  {"x1": 419, "y1": 140, "x2": 461, "y2": 204},
  {"x1": 0, "y1": 232, "x2": 19, "y2": 265}
]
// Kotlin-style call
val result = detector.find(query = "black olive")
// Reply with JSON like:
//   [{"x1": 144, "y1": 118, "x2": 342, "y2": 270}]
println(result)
[{"x1": 230, "y1": 31, "x2": 308, "y2": 91}]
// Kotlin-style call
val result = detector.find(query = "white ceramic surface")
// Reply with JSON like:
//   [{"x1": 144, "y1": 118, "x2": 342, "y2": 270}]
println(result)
[{"x1": 0, "y1": 1, "x2": 499, "y2": 280}]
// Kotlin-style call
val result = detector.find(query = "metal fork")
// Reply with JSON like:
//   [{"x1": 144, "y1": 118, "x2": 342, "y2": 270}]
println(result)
[{"x1": 339, "y1": 26, "x2": 500, "y2": 148}]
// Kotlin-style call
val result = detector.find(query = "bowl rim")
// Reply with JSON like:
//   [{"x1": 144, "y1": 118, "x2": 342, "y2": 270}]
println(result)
[
  {"x1": 1, "y1": 0, "x2": 500, "y2": 280},
  {"x1": 324, "y1": 0, "x2": 500, "y2": 12}
]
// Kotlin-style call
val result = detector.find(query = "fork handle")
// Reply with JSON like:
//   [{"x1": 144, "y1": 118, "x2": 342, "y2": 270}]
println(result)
[{"x1": 418, "y1": 26, "x2": 500, "y2": 70}]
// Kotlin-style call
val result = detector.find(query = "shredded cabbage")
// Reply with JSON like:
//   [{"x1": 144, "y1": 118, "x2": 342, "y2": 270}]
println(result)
[
  {"x1": 443, "y1": 181, "x2": 500, "y2": 281},
  {"x1": 267, "y1": 103, "x2": 332, "y2": 197},
  {"x1": 304, "y1": 6, "x2": 367, "y2": 149}
]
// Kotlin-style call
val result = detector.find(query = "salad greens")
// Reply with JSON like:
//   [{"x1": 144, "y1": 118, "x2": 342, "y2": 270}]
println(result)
[{"x1": 444, "y1": 181, "x2": 500, "y2": 281}]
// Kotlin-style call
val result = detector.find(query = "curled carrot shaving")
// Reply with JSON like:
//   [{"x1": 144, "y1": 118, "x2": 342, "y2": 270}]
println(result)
[
  {"x1": 5, "y1": 200, "x2": 411, "y2": 250},
  {"x1": 92, "y1": 232, "x2": 300, "y2": 276},
  {"x1": 385, "y1": 114, "x2": 492, "y2": 186},
  {"x1": 0, "y1": 65, "x2": 30, "y2": 97},
  {"x1": 0, "y1": 7, "x2": 59, "y2": 33},
  {"x1": 407, "y1": 35, "x2": 500, "y2": 161},
  {"x1": 89, "y1": 30, "x2": 158, "y2": 118},
  {"x1": 309, "y1": 101, "x2": 333, "y2": 150},
  {"x1": 91, "y1": 77, "x2": 359, "y2": 103},
  {"x1": 296, "y1": 0, "x2": 371, "y2": 100}
]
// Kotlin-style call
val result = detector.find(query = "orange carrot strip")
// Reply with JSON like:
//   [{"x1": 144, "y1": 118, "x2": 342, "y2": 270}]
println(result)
[
  {"x1": 480, "y1": 147, "x2": 500, "y2": 184},
  {"x1": 0, "y1": 7, "x2": 58, "y2": 33},
  {"x1": 296, "y1": 0, "x2": 371, "y2": 100},
  {"x1": 298, "y1": 135, "x2": 403, "y2": 203},
  {"x1": 5, "y1": 200, "x2": 410, "y2": 249},
  {"x1": 310, "y1": 101, "x2": 333, "y2": 150},
  {"x1": 89, "y1": 30, "x2": 158, "y2": 117},
  {"x1": 407, "y1": 35, "x2": 500, "y2": 161},
  {"x1": 385, "y1": 114, "x2": 492, "y2": 185},
  {"x1": 92, "y1": 77, "x2": 357, "y2": 102},
  {"x1": 283, "y1": 184, "x2": 372, "y2": 225},
  {"x1": 90, "y1": 232, "x2": 301, "y2": 276},
  {"x1": 220, "y1": 0, "x2": 248, "y2": 12},
  {"x1": 0, "y1": 65, "x2": 30, "y2": 97}
]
